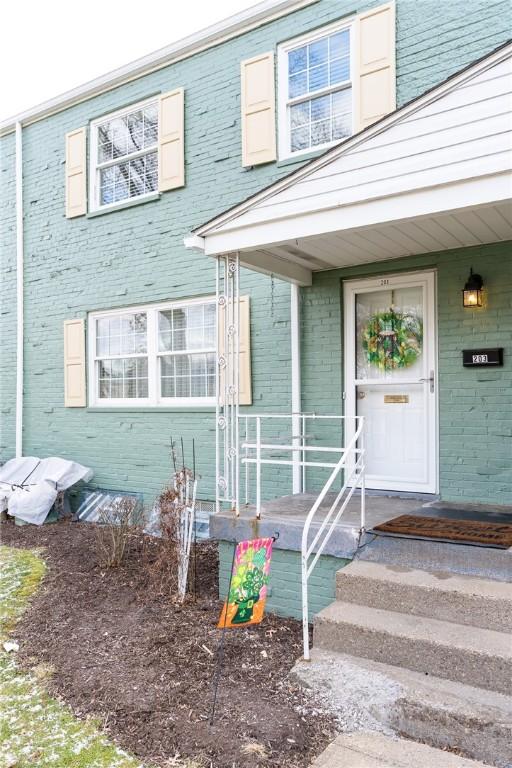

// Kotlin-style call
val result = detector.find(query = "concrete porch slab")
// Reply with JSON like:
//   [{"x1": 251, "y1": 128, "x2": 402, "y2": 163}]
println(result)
[
  {"x1": 210, "y1": 493, "x2": 512, "y2": 563},
  {"x1": 210, "y1": 494, "x2": 422, "y2": 558}
]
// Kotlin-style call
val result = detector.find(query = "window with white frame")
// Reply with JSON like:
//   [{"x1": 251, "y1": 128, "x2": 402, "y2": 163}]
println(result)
[
  {"x1": 96, "y1": 311, "x2": 149, "y2": 399},
  {"x1": 278, "y1": 21, "x2": 353, "y2": 158},
  {"x1": 89, "y1": 97, "x2": 158, "y2": 210},
  {"x1": 158, "y1": 303, "x2": 216, "y2": 399},
  {"x1": 89, "y1": 299, "x2": 216, "y2": 406}
]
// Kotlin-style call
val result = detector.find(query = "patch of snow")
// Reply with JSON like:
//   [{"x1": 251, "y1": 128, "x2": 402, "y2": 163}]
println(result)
[
  {"x1": 0, "y1": 546, "x2": 144, "y2": 768},
  {"x1": 2, "y1": 641, "x2": 19, "y2": 653}
]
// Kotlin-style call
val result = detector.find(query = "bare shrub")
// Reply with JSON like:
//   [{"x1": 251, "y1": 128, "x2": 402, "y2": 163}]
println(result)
[
  {"x1": 149, "y1": 485, "x2": 180, "y2": 596},
  {"x1": 146, "y1": 468, "x2": 195, "y2": 600},
  {"x1": 94, "y1": 496, "x2": 141, "y2": 568}
]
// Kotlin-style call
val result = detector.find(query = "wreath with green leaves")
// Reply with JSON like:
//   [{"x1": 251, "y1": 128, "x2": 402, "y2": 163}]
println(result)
[{"x1": 362, "y1": 308, "x2": 423, "y2": 372}]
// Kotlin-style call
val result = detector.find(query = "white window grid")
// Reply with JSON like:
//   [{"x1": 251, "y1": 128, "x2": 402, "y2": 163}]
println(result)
[
  {"x1": 158, "y1": 304, "x2": 216, "y2": 400},
  {"x1": 96, "y1": 311, "x2": 149, "y2": 400},
  {"x1": 278, "y1": 18, "x2": 354, "y2": 160},
  {"x1": 88, "y1": 298, "x2": 216, "y2": 407},
  {"x1": 89, "y1": 96, "x2": 159, "y2": 212}
]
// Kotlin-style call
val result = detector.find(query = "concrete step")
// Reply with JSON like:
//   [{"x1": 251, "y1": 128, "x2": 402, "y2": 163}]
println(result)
[
  {"x1": 336, "y1": 561, "x2": 512, "y2": 632},
  {"x1": 293, "y1": 649, "x2": 512, "y2": 767},
  {"x1": 313, "y1": 601, "x2": 512, "y2": 695},
  {"x1": 310, "y1": 732, "x2": 490, "y2": 768},
  {"x1": 356, "y1": 536, "x2": 512, "y2": 583}
]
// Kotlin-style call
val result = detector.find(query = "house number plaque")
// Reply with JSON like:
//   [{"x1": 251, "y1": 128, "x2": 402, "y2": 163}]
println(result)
[
  {"x1": 462, "y1": 348, "x2": 503, "y2": 367},
  {"x1": 384, "y1": 394, "x2": 409, "y2": 403}
]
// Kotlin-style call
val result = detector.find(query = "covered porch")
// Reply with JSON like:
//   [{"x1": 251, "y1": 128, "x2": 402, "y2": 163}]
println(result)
[
  {"x1": 185, "y1": 42, "x2": 512, "y2": 635},
  {"x1": 186, "y1": 39, "x2": 511, "y2": 514}
]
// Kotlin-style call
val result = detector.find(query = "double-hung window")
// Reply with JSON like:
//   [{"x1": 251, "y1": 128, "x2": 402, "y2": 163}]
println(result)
[
  {"x1": 278, "y1": 20, "x2": 353, "y2": 158},
  {"x1": 158, "y1": 304, "x2": 216, "y2": 399},
  {"x1": 89, "y1": 299, "x2": 216, "y2": 407},
  {"x1": 89, "y1": 97, "x2": 158, "y2": 211}
]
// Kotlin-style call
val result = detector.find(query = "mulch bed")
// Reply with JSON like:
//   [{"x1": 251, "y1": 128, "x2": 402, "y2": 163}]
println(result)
[{"x1": 1, "y1": 519, "x2": 336, "y2": 767}]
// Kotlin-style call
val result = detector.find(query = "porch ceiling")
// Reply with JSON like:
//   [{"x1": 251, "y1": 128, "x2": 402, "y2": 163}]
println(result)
[
  {"x1": 228, "y1": 200, "x2": 512, "y2": 285},
  {"x1": 187, "y1": 42, "x2": 512, "y2": 287}
]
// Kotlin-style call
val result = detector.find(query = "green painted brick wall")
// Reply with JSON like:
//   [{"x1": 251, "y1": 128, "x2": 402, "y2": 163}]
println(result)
[
  {"x1": 1, "y1": 0, "x2": 511, "y2": 508},
  {"x1": 301, "y1": 244, "x2": 512, "y2": 504},
  {"x1": 219, "y1": 540, "x2": 349, "y2": 621}
]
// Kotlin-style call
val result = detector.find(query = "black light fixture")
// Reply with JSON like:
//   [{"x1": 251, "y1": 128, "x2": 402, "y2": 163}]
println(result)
[{"x1": 462, "y1": 268, "x2": 483, "y2": 308}]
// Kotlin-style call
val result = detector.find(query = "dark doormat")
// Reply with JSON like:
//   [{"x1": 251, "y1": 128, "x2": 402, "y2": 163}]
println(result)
[
  {"x1": 373, "y1": 514, "x2": 512, "y2": 549},
  {"x1": 418, "y1": 506, "x2": 512, "y2": 525}
]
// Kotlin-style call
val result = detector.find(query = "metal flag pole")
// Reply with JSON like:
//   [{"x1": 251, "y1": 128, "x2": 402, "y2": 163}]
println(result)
[
  {"x1": 209, "y1": 538, "x2": 237, "y2": 726},
  {"x1": 209, "y1": 531, "x2": 279, "y2": 726}
]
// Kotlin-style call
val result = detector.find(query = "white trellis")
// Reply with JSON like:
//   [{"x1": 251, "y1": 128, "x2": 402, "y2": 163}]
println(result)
[
  {"x1": 215, "y1": 253, "x2": 240, "y2": 515},
  {"x1": 176, "y1": 468, "x2": 198, "y2": 601}
]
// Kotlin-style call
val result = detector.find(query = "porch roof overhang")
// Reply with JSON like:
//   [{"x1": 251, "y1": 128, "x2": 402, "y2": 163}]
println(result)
[{"x1": 186, "y1": 42, "x2": 512, "y2": 287}]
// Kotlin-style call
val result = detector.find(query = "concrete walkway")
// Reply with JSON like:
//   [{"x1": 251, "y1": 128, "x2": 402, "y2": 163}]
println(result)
[{"x1": 310, "y1": 733, "x2": 490, "y2": 768}]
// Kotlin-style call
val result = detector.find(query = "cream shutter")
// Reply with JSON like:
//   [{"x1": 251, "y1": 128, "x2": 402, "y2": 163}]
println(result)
[
  {"x1": 64, "y1": 319, "x2": 86, "y2": 407},
  {"x1": 158, "y1": 88, "x2": 185, "y2": 191},
  {"x1": 65, "y1": 128, "x2": 87, "y2": 218},
  {"x1": 354, "y1": 1, "x2": 396, "y2": 132},
  {"x1": 241, "y1": 52, "x2": 276, "y2": 167},
  {"x1": 218, "y1": 296, "x2": 252, "y2": 406}
]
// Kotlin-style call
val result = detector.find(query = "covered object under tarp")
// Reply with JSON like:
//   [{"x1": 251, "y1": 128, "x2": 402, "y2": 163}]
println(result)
[{"x1": 0, "y1": 457, "x2": 93, "y2": 525}]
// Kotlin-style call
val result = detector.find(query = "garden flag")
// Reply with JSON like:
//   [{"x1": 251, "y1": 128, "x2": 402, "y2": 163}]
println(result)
[{"x1": 218, "y1": 537, "x2": 274, "y2": 628}]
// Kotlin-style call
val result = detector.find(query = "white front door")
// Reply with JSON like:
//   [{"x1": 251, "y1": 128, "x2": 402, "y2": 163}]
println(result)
[{"x1": 344, "y1": 271, "x2": 438, "y2": 494}]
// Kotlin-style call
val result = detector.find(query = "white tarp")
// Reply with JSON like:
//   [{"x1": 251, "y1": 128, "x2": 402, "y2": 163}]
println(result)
[{"x1": 0, "y1": 456, "x2": 93, "y2": 525}]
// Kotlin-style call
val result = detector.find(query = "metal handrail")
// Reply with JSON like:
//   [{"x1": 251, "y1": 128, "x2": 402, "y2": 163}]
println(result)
[
  {"x1": 301, "y1": 417, "x2": 365, "y2": 660},
  {"x1": 237, "y1": 411, "x2": 365, "y2": 661},
  {"x1": 239, "y1": 413, "x2": 353, "y2": 517}
]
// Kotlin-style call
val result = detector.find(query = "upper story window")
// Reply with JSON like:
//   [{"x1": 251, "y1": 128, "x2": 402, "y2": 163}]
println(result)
[
  {"x1": 89, "y1": 97, "x2": 158, "y2": 211},
  {"x1": 88, "y1": 298, "x2": 216, "y2": 407},
  {"x1": 278, "y1": 20, "x2": 353, "y2": 159}
]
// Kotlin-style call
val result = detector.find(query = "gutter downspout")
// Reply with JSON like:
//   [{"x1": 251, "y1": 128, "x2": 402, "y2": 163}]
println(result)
[
  {"x1": 15, "y1": 121, "x2": 23, "y2": 458},
  {"x1": 291, "y1": 283, "x2": 301, "y2": 493}
]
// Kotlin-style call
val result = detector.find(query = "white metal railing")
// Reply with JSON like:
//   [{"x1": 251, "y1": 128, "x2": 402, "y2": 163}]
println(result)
[
  {"x1": 301, "y1": 416, "x2": 365, "y2": 660},
  {"x1": 240, "y1": 413, "x2": 353, "y2": 517},
  {"x1": 240, "y1": 412, "x2": 365, "y2": 659},
  {"x1": 239, "y1": 412, "x2": 365, "y2": 660}
]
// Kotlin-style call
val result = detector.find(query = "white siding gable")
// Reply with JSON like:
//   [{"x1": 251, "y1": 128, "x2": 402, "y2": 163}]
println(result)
[{"x1": 201, "y1": 48, "x2": 512, "y2": 248}]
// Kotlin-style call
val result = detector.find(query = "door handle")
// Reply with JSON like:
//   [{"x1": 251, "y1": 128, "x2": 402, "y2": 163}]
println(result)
[{"x1": 419, "y1": 370, "x2": 435, "y2": 393}]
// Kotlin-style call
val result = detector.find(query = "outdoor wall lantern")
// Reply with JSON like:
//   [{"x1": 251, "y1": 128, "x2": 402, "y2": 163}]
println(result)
[{"x1": 462, "y1": 268, "x2": 484, "y2": 308}]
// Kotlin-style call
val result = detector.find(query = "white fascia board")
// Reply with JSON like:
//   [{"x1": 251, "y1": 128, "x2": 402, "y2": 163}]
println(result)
[
  {"x1": 0, "y1": 0, "x2": 318, "y2": 136},
  {"x1": 184, "y1": 234, "x2": 206, "y2": 252},
  {"x1": 202, "y1": 172, "x2": 512, "y2": 255},
  {"x1": 195, "y1": 42, "x2": 512, "y2": 238},
  {"x1": 184, "y1": 231, "x2": 312, "y2": 284}
]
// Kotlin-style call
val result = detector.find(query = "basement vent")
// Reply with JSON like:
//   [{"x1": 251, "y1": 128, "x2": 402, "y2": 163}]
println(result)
[
  {"x1": 77, "y1": 489, "x2": 215, "y2": 540},
  {"x1": 75, "y1": 488, "x2": 143, "y2": 523},
  {"x1": 195, "y1": 499, "x2": 215, "y2": 540}
]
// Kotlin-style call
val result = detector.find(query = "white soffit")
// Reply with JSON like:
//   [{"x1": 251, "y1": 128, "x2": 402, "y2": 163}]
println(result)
[{"x1": 192, "y1": 42, "x2": 512, "y2": 282}]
